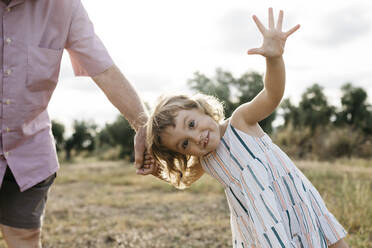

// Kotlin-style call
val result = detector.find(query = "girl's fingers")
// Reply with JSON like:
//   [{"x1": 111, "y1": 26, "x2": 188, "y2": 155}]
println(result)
[
  {"x1": 276, "y1": 10, "x2": 283, "y2": 31},
  {"x1": 136, "y1": 168, "x2": 148, "y2": 175},
  {"x1": 252, "y1": 15, "x2": 266, "y2": 34},
  {"x1": 268, "y1": 8, "x2": 274, "y2": 29},
  {"x1": 285, "y1": 24, "x2": 301, "y2": 38},
  {"x1": 247, "y1": 47, "x2": 263, "y2": 55},
  {"x1": 144, "y1": 159, "x2": 154, "y2": 165},
  {"x1": 137, "y1": 163, "x2": 157, "y2": 176}
]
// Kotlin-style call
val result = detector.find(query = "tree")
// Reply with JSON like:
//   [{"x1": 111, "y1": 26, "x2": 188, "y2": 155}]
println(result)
[
  {"x1": 97, "y1": 115, "x2": 135, "y2": 158},
  {"x1": 280, "y1": 98, "x2": 300, "y2": 128},
  {"x1": 64, "y1": 120, "x2": 97, "y2": 160},
  {"x1": 297, "y1": 84, "x2": 335, "y2": 131},
  {"x1": 188, "y1": 69, "x2": 236, "y2": 117},
  {"x1": 51, "y1": 120, "x2": 65, "y2": 152},
  {"x1": 188, "y1": 69, "x2": 276, "y2": 133},
  {"x1": 336, "y1": 83, "x2": 372, "y2": 134},
  {"x1": 236, "y1": 71, "x2": 276, "y2": 133}
]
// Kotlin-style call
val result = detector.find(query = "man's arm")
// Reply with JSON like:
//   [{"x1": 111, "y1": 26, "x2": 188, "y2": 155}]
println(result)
[
  {"x1": 92, "y1": 65, "x2": 146, "y2": 131},
  {"x1": 92, "y1": 65, "x2": 154, "y2": 173}
]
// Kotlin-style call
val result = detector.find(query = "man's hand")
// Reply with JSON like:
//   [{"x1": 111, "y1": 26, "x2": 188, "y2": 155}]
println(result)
[
  {"x1": 92, "y1": 65, "x2": 155, "y2": 175},
  {"x1": 134, "y1": 126, "x2": 157, "y2": 175}
]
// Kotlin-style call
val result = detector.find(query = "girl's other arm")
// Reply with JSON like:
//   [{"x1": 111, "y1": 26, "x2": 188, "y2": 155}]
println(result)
[{"x1": 233, "y1": 8, "x2": 299, "y2": 126}]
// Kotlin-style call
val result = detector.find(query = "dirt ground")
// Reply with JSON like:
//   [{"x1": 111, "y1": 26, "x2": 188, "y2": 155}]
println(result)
[{"x1": 0, "y1": 159, "x2": 371, "y2": 247}]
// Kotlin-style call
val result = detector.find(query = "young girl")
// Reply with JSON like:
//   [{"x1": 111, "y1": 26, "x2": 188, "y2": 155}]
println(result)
[{"x1": 144, "y1": 8, "x2": 348, "y2": 248}]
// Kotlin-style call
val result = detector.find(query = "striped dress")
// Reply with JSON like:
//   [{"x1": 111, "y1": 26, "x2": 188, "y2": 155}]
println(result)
[{"x1": 200, "y1": 123, "x2": 347, "y2": 248}]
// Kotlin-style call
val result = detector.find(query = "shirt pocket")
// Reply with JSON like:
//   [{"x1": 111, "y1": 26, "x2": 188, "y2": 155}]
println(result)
[{"x1": 27, "y1": 46, "x2": 63, "y2": 92}]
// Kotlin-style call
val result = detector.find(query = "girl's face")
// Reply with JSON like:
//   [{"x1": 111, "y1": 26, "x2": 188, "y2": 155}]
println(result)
[{"x1": 160, "y1": 108, "x2": 222, "y2": 157}]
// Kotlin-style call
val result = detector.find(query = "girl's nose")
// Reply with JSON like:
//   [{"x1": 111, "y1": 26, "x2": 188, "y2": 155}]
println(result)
[{"x1": 190, "y1": 131, "x2": 201, "y2": 144}]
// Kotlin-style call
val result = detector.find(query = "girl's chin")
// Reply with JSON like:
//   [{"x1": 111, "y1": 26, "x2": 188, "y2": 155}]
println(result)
[{"x1": 202, "y1": 147, "x2": 214, "y2": 155}]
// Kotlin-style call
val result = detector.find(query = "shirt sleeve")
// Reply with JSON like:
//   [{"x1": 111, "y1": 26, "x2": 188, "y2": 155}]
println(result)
[{"x1": 65, "y1": 0, "x2": 114, "y2": 77}]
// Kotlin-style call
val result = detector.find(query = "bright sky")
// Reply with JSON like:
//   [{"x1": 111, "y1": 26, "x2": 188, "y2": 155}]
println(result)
[{"x1": 49, "y1": 0, "x2": 372, "y2": 131}]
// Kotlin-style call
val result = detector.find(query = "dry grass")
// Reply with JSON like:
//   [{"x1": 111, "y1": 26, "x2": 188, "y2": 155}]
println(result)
[{"x1": 0, "y1": 159, "x2": 371, "y2": 247}]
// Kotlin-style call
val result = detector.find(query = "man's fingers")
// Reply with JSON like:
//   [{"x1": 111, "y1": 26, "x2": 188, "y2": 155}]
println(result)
[
  {"x1": 144, "y1": 159, "x2": 154, "y2": 165},
  {"x1": 133, "y1": 127, "x2": 147, "y2": 169},
  {"x1": 136, "y1": 168, "x2": 145, "y2": 175},
  {"x1": 136, "y1": 166, "x2": 156, "y2": 176},
  {"x1": 134, "y1": 146, "x2": 144, "y2": 168}
]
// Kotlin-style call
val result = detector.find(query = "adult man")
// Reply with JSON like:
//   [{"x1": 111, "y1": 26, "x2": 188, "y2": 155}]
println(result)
[{"x1": 0, "y1": 0, "x2": 152, "y2": 247}]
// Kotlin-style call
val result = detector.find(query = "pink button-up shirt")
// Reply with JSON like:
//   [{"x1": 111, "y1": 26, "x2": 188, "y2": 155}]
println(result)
[{"x1": 0, "y1": 0, "x2": 114, "y2": 191}]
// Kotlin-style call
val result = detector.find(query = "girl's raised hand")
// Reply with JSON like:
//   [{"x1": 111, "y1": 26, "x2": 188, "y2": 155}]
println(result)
[{"x1": 248, "y1": 8, "x2": 300, "y2": 58}]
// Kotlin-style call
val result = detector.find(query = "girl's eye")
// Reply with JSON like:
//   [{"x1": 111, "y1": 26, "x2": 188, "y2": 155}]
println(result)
[
  {"x1": 189, "y1": 120, "x2": 195, "y2": 128},
  {"x1": 182, "y1": 139, "x2": 189, "y2": 149}
]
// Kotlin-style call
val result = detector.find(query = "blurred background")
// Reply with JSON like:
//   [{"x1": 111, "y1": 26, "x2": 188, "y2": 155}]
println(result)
[
  {"x1": 5, "y1": 1, "x2": 368, "y2": 247},
  {"x1": 49, "y1": 0, "x2": 372, "y2": 161}
]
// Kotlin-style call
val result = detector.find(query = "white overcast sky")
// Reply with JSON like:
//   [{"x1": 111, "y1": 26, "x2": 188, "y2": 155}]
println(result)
[{"x1": 48, "y1": 0, "x2": 372, "y2": 131}]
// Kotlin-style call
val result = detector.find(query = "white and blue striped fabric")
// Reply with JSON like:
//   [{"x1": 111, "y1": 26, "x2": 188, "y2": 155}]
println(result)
[{"x1": 201, "y1": 123, "x2": 347, "y2": 248}]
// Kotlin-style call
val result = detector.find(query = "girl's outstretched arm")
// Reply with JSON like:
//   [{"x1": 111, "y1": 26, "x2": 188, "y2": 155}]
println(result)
[{"x1": 233, "y1": 8, "x2": 300, "y2": 126}]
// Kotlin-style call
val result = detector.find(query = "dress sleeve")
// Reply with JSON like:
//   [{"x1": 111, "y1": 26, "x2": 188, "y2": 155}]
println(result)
[{"x1": 65, "y1": 0, "x2": 114, "y2": 77}]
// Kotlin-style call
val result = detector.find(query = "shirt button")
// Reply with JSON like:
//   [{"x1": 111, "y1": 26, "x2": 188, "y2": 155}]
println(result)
[
  {"x1": 5, "y1": 152, "x2": 9, "y2": 157},
  {"x1": 5, "y1": 99, "x2": 11, "y2": 105},
  {"x1": 6, "y1": 127, "x2": 10, "y2": 132},
  {"x1": 5, "y1": 69, "x2": 12, "y2": 75},
  {"x1": 6, "y1": 7, "x2": 11, "y2": 12},
  {"x1": 6, "y1": 38, "x2": 12, "y2": 44}
]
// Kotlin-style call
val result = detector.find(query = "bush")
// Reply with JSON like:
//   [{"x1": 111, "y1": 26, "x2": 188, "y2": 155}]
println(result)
[
  {"x1": 273, "y1": 124, "x2": 313, "y2": 159},
  {"x1": 322, "y1": 128, "x2": 361, "y2": 159},
  {"x1": 273, "y1": 125, "x2": 372, "y2": 160}
]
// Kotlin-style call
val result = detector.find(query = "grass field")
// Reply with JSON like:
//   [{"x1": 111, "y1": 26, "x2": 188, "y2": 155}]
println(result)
[{"x1": 0, "y1": 159, "x2": 371, "y2": 247}]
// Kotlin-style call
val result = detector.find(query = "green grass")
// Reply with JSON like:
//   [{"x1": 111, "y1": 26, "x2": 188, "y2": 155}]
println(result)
[{"x1": 0, "y1": 159, "x2": 371, "y2": 247}]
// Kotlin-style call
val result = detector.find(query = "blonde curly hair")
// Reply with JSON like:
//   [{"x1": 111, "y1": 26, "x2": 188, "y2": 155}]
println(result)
[{"x1": 146, "y1": 93, "x2": 224, "y2": 189}]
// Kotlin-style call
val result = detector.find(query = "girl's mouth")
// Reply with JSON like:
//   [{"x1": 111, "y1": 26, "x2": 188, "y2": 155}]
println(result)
[{"x1": 203, "y1": 131, "x2": 209, "y2": 148}]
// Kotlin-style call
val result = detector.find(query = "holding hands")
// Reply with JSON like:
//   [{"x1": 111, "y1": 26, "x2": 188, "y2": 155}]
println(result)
[{"x1": 248, "y1": 8, "x2": 300, "y2": 58}]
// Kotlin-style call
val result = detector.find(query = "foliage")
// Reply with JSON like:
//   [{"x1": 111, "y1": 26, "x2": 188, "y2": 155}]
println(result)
[
  {"x1": 277, "y1": 82, "x2": 372, "y2": 159},
  {"x1": 274, "y1": 125, "x2": 372, "y2": 160},
  {"x1": 281, "y1": 83, "x2": 335, "y2": 132},
  {"x1": 53, "y1": 70, "x2": 372, "y2": 161},
  {"x1": 64, "y1": 120, "x2": 97, "y2": 160},
  {"x1": 188, "y1": 69, "x2": 236, "y2": 116},
  {"x1": 335, "y1": 83, "x2": 372, "y2": 134},
  {"x1": 188, "y1": 68, "x2": 276, "y2": 133},
  {"x1": 51, "y1": 120, "x2": 65, "y2": 152},
  {"x1": 97, "y1": 115, "x2": 135, "y2": 159}
]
